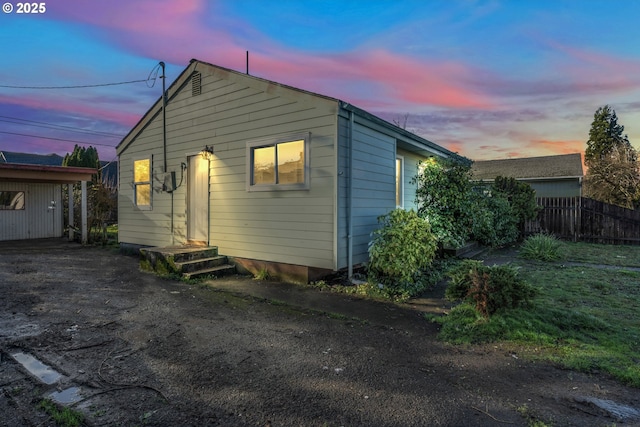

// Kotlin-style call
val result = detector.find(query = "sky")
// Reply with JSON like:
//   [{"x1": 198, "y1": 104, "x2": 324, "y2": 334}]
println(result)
[{"x1": 2, "y1": 0, "x2": 640, "y2": 164}]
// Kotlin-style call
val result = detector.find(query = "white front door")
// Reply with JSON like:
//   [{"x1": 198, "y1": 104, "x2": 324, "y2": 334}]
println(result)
[{"x1": 187, "y1": 155, "x2": 209, "y2": 244}]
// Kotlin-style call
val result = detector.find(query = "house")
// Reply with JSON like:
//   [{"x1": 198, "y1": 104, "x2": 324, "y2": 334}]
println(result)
[
  {"x1": 0, "y1": 162, "x2": 96, "y2": 242},
  {"x1": 470, "y1": 153, "x2": 584, "y2": 198},
  {"x1": 117, "y1": 59, "x2": 465, "y2": 282}
]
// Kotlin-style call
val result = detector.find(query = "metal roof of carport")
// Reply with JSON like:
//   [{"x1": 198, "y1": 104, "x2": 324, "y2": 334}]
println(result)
[{"x1": 0, "y1": 163, "x2": 96, "y2": 183}]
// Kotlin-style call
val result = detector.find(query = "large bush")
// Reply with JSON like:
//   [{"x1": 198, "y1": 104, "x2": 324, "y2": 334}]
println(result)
[
  {"x1": 412, "y1": 158, "x2": 474, "y2": 248},
  {"x1": 469, "y1": 190, "x2": 519, "y2": 247},
  {"x1": 492, "y1": 176, "x2": 540, "y2": 234},
  {"x1": 368, "y1": 209, "x2": 438, "y2": 295},
  {"x1": 446, "y1": 260, "x2": 536, "y2": 318}
]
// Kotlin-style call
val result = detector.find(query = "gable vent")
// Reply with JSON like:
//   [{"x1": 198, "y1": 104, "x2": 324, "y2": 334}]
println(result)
[{"x1": 191, "y1": 72, "x2": 201, "y2": 96}]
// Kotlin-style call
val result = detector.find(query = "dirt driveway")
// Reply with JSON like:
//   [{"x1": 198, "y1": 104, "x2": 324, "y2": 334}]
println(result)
[{"x1": 1, "y1": 239, "x2": 638, "y2": 426}]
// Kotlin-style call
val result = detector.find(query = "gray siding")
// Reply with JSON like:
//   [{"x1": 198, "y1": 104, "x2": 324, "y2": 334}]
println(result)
[
  {"x1": 119, "y1": 64, "x2": 339, "y2": 269},
  {"x1": 0, "y1": 182, "x2": 62, "y2": 241},
  {"x1": 349, "y1": 123, "x2": 396, "y2": 266},
  {"x1": 528, "y1": 179, "x2": 582, "y2": 198}
]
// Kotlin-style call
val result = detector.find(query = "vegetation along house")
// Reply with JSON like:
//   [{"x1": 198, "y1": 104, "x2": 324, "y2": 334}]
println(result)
[
  {"x1": 117, "y1": 59, "x2": 464, "y2": 282},
  {"x1": 471, "y1": 153, "x2": 584, "y2": 198}
]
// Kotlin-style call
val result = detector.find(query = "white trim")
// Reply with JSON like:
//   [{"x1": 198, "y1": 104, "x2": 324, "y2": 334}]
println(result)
[
  {"x1": 396, "y1": 155, "x2": 404, "y2": 208},
  {"x1": 246, "y1": 132, "x2": 311, "y2": 192},
  {"x1": 133, "y1": 155, "x2": 152, "y2": 210}
]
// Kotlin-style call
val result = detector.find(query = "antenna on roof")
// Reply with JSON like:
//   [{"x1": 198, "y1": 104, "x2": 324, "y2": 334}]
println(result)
[{"x1": 246, "y1": 51, "x2": 249, "y2": 75}]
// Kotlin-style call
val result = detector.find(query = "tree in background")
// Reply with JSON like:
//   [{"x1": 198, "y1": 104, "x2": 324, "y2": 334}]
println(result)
[
  {"x1": 583, "y1": 105, "x2": 640, "y2": 209},
  {"x1": 584, "y1": 144, "x2": 640, "y2": 209},
  {"x1": 63, "y1": 145, "x2": 117, "y2": 243}
]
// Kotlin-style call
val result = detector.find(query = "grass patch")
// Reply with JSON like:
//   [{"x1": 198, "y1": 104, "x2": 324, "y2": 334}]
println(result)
[
  {"x1": 38, "y1": 399, "x2": 84, "y2": 427},
  {"x1": 434, "y1": 243, "x2": 640, "y2": 387},
  {"x1": 562, "y1": 241, "x2": 640, "y2": 267}
]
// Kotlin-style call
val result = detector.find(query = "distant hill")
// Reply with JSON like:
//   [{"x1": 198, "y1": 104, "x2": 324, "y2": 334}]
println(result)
[{"x1": 0, "y1": 151, "x2": 117, "y2": 186}]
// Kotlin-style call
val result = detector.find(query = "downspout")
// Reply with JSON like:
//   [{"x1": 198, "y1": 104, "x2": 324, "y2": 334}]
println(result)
[{"x1": 347, "y1": 108, "x2": 354, "y2": 279}]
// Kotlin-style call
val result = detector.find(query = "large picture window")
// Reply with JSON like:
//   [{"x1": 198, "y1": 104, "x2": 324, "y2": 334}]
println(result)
[
  {"x1": 133, "y1": 157, "x2": 152, "y2": 209},
  {"x1": 0, "y1": 191, "x2": 25, "y2": 210},
  {"x1": 247, "y1": 133, "x2": 309, "y2": 191}
]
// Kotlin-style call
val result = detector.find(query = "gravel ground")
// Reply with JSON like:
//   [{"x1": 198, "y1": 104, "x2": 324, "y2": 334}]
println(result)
[{"x1": 0, "y1": 239, "x2": 638, "y2": 426}]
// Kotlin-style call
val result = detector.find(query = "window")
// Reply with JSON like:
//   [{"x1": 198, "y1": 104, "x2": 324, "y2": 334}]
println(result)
[
  {"x1": 396, "y1": 156, "x2": 404, "y2": 208},
  {"x1": 133, "y1": 157, "x2": 152, "y2": 209},
  {"x1": 0, "y1": 191, "x2": 25, "y2": 210},
  {"x1": 247, "y1": 133, "x2": 309, "y2": 191}
]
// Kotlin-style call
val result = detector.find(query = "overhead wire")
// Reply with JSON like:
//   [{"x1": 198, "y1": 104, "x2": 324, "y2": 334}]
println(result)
[
  {"x1": 0, "y1": 115, "x2": 124, "y2": 138},
  {"x1": 0, "y1": 79, "x2": 152, "y2": 90},
  {"x1": 0, "y1": 63, "x2": 162, "y2": 153},
  {"x1": 0, "y1": 131, "x2": 118, "y2": 148}
]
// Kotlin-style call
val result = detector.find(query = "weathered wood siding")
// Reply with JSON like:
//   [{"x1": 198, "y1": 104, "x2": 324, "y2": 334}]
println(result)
[
  {"x1": 525, "y1": 197, "x2": 640, "y2": 245},
  {"x1": 119, "y1": 64, "x2": 339, "y2": 269},
  {"x1": 0, "y1": 182, "x2": 62, "y2": 241}
]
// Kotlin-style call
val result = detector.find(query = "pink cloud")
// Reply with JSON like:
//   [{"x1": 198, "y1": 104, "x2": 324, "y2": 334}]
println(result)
[
  {"x1": 544, "y1": 41, "x2": 640, "y2": 94},
  {"x1": 48, "y1": 0, "x2": 495, "y2": 110},
  {"x1": 0, "y1": 94, "x2": 140, "y2": 128}
]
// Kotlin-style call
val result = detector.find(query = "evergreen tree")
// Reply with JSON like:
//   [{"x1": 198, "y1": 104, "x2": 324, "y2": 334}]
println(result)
[
  {"x1": 585, "y1": 105, "x2": 636, "y2": 166},
  {"x1": 583, "y1": 106, "x2": 640, "y2": 209}
]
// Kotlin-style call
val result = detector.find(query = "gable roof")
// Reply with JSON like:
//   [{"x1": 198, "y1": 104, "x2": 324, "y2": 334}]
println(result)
[
  {"x1": 471, "y1": 153, "x2": 584, "y2": 181},
  {"x1": 117, "y1": 59, "x2": 466, "y2": 163}
]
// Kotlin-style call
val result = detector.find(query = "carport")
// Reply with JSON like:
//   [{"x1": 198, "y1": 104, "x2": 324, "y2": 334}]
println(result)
[{"x1": 0, "y1": 163, "x2": 96, "y2": 243}]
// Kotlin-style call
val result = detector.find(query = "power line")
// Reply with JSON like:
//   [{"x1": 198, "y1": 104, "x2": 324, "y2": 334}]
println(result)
[
  {"x1": 0, "y1": 131, "x2": 117, "y2": 148},
  {"x1": 0, "y1": 115, "x2": 124, "y2": 138},
  {"x1": 0, "y1": 79, "x2": 151, "y2": 90}
]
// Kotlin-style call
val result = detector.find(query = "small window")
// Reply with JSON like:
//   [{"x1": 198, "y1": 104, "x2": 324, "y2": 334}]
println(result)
[
  {"x1": 396, "y1": 156, "x2": 404, "y2": 208},
  {"x1": 0, "y1": 191, "x2": 25, "y2": 210},
  {"x1": 133, "y1": 157, "x2": 152, "y2": 209},
  {"x1": 247, "y1": 133, "x2": 309, "y2": 191}
]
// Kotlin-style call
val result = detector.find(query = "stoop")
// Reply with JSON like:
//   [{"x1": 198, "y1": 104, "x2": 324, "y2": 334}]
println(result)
[{"x1": 139, "y1": 246, "x2": 235, "y2": 279}]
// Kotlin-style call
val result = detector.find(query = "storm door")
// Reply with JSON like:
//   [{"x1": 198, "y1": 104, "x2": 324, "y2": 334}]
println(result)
[{"x1": 187, "y1": 154, "x2": 209, "y2": 244}]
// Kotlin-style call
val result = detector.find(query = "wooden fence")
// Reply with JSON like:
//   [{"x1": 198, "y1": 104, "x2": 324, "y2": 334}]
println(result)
[{"x1": 524, "y1": 197, "x2": 640, "y2": 245}]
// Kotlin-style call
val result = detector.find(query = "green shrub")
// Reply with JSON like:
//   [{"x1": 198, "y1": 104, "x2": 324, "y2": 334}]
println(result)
[
  {"x1": 412, "y1": 158, "x2": 474, "y2": 248},
  {"x1": 445, "y1": 260, "x2": 536, "y2": 317},
  {"x1": 368, "y1": 209, "x2": 438, "y2": 294},
  {"x1": 492, "y1": 176, "x2": 541, "y2": 234},
  {"x1": 470, "y1": 192, "x2": 519, "y2": 247},
  {"x1": 520, "y1": 233, "x2": 563, "y2": 261}
]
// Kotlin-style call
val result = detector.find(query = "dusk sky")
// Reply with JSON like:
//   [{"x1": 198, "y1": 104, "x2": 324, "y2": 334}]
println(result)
[{"x1": 2, "y1": 0, "x2": 640, "y2": 164}]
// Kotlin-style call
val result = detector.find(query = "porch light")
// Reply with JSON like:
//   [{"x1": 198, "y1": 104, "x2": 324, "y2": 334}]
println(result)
[{"x1": 201, "y1": 145, "x2": 214, "y2": 160}]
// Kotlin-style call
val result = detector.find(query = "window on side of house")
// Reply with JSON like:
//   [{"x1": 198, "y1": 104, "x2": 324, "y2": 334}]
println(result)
[
  {"x1": 247, "y1": 133, "x2": 309, "y2": 191},
  {"x1": 396, "y1": 156, "x2": 404, "y2": 208},
  {"x1": 133, "y1": 157, "x2": 152, "y2": 209},
  {"x1": 0, "y1": 191, "x2": 25, "y2": 210}
]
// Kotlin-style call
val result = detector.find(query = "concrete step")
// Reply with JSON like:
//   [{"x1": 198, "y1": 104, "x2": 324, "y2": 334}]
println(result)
[
  {"x1": 140, "y1": 246, "x2": 219, "y2": 263},
  {"x1": 182, "y1": 264, "x2": 236, "y2": 280},
  {"x1": 139, "y1": 246, "x2": 233, "y2": 277},
  {"x1": 175, "y1": 255, "x2": 229, "y2": 273}
]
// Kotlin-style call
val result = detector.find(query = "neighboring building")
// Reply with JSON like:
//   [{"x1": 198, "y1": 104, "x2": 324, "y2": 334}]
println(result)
[
  {"x1": 471, "y1": 153, "x2": 584, "y2": 198},
  {"x1": 117, "y1": 59, "x2": 466, "y2": 281},
  {"x1": 0, "y1": 151, "x2": 118, "y2": 187},
  {"x1": 0, "y1": 162, "x2": 96, "y2": 241}
]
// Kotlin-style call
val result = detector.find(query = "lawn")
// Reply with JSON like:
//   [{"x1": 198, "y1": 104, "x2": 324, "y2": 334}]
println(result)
[{"x1": 433, "y1": 241, "x2": 640, "y2": 388}]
